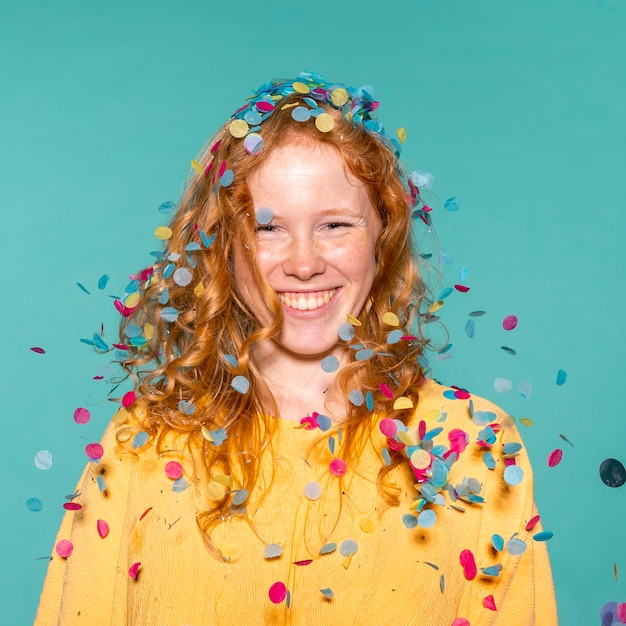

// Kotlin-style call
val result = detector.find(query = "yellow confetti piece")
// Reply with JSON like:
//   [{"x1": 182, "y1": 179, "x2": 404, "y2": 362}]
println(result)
[
  {"x1": 396, "y1": 127, "x2": 407, "y2": 143},
  {"x1": 429, "y1": 300, "x2": 444, "y2": 313},
  {"x1": 124, "y1": 292, "x2": 140, "y2": 309},
  {"x1": 191, "y1": 159, "x2": 203, "y2": 175},
  {"x1": 409, "y1": 498, "x2": 423, "y2": 511},
  {"x1": 292, "y1": 81, "x2": 310, "y2": 94},
  {"x1": 330, "y1": 88, "x2": 349, "y2": 106},
  {"x1": 500, "y1": 415, "x2": 515, "y2": 429},
  {"x1": 424, "y1": 409, "x2": 442, "y2": 421},
  {"x1": 410, "y1": 449, "x2": 431, "y2": 470},
  {"x1": 201, "y1": 426, "x2": 213, "y2": 442},
  {"x1": 382, "y1": 312, "x2": 399, "y2": 327},
  {"x1": 280, "y1": 101, "x2": 299, "y2": 110},
  {"x1": 393, "y1": 396, "x2": 413, "y2": 410},
  {"x1": 112, "y1": 408, "x2": 129, "y2": 426},
  {"x1": 397, "y1": 430, "x2": 417, "y2": 447},
  {"x1": 346, "y1": 314, "x2": 362, "y2": 326},
  {"x1": 214, "y1": 474, "x2": 232, "y2": 487},
  {"x1": 143, "y1": 323, "x2": 154, "y2": 340},
  {"x1": 154, "y1": 226, "x2": 173, "y2": 240},
  {"x1": 194, "y1": 282, "x2": 205, "y2": 297},
  {"x1": 220, "y1": 543, "x2": 238, "y2": 557},
  {"x1": 359, "y1": 516, "x2": 376, "y2": 534},
  {"x1": 116, "y1": 427, "x2": 132, "y2": 443},
  {"x1": 315, "y1": 113, "x2": 334, "y2": 133},
  {"x1": 207, "y1": 481, "x2": 226, "y2": 500},
  {"x1": 229, "y1": 119, "x2": 249, "y2": 138},
  {"x1": 342, "y1": 554, "x2": 353, "y2": 569},
  {"x1": 519, "y1": 417, "x2": 534, "y2": 427}
]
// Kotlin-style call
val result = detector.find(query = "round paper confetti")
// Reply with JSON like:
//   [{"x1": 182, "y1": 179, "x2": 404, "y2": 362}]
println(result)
[
  {"x1": 85, "y1": 443, "x2": 104, "y2": 461},
  {"x1": 291, "y1": 106, "x2": 311, "y2": 122},
  {"x1": 122, "y1": 391, "x2": 136, "y2": 408},
  {"x1": 355, "y1": 348, "x2": 374, "y2": 361},
  {"x1": 338, "y1": 322, "x2": 355, "y2": 341},
  {"x1": 154, "y1": 226, "x2": 173, "y2": 240},
  {"x1": 229, "y1": 119, "x2": 249, "y2": 138},
  {"x1": 26, "y1": 497, "x2": 43, "y2": 512},
  {"x1": 73, "y1": 407, "x2": 91, "y2": 425},
  {"x1": 132, "y1": 432, "x2": 149, "y2": 448},
  {"x1": 244, "y1": 133, "x2": 264, "y2": 154},
  {"x1": 459, "y1": 549, "x2": 477, "y2": 580},
  {"x1": 304, "y1": 481, "x2": 322, "y2": 500},
  {"x1": 382, "y1": 311, "x2": 399, "y2": 326},
  {"x1": 503, "y1": 465, "x2": 524, "y2": 486},
  {"x1": 315, "y1": 113, "x2": 334, "y2": 132},
  {"x1": 502, "y1": 315, "x2": 518, "y2": 330},
  {"x1": 320, "y1": 542, "x2": 337, "y2": 555},
  {"x1": 444, "y1": 197, "x2": 460, "y2": 212},
  {"x1": 330, "y1": 88, "x2": 349, "y2": 106},
  {"x1": 464, "y1": 319, "x2": 476, "y2": 338},
  {"x1": 451, "y1": 620, "x2": 470, "y2": 626},
  {"x1": 231, "y1": 375, "x2": 250, "y2": 394},
  {"x1": 547, "y1": 449, "x2": 563, "y2": 467},
  {"x1": 321, "y1": 356, "x2": 340, "y2": 372},
  {"x1": 34, "y1": 450, "x2": 53, "y2": 470},
  {"x1": 173, "y1": 477, "x2": 188, "y2": 492},
  {"x1": 506, "y1": 537, "x2": 527, "y2": 556},
  {"x1": 220, "y1": 169, "x2": 234, "y2": 187},
  {"x1": 348, "y1": 390, "x2": 364, "y2": 406},
  {"x1": 320, "y1": 588, "x2": 334, "y2": 600},
  {"x1": 402, "y1": 513, "x2": 418, "y2": 529},
  {"x1": 533, "y1": 531, "x2": 553, "y2": 542},
  {"x1": 165, "y1": 461, "x2": 183, "y2": 480},
  {"x1": 56, "y1": 539, "x2": 74, "y2": 558},
  {"x1": 339, "y1": 539, "x2": 358, "y2": 557},
  {"x1": 173, "y1": 267, "x2": 193, "y2": 287},
  {"x1": 63, "y1": 502, "x2": 82, "y2": 511},
  {"x1": 264, "y1": 543, "x2": 282, "y2": 559},
  {"x1": 232, "y1": 489, "x2": 249, "y2": 506},
  {"x1": 30, "y1": 346, "x2": 46, "y2": 354},
  {"x1": 269, "y1": 581, "x2": 287, "y2": 604},
  {"x1": 599, "y1": 458, "x2": 626, "y2": 488},
  {"x1": 329, "y1": 459, "x2": 347, "y2": 477},
  {"x1": 417, "y1": 509, "x2": 436, "y2": 528},
  {"x1": 494, "y1": 378, "x2": 512, "y2": 393},
  {"x1": 98, "y1": 274, "x2": 110, "y2": 289},
  {"x1": 255, "y1": 206, "x2": 274, "y2": 225}
]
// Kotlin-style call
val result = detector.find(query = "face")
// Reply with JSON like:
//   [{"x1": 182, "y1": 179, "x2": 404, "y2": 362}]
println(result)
[{"x1": 233, "y1": 137, "x2": 382, "y2": 360}]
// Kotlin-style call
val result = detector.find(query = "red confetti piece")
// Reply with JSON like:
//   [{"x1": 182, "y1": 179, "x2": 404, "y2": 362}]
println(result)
[
  {"x1": 379, "y1": 383, "x2": 393, "y2": 399},
  {"x1": 269, "y1": 581, "x2": 287, "y2": 604},
  {"x1": 164, "y1": 461, "x2": 183, "y2": 480},
  {"x1": 63, "y1": 502, "x2": 82, "y2": 511},
  {"x1": 454, "y1": 284, "x2": 470, "y2": 293},
  {"x1": 139, "y1": 507, "x2": 153, "y2": 521},
  {"x1": 329, "y1": 458, "x2": 347, "y2": 477},
  {"x1": 97, "y1": 519, "x2": 110, "y2": 538},
  {"x1": 293, "y1": 559, "x2": 313, "y2": 566},
  {"x1": 547, "y1": 449, "x2": 563, "y2": 467},
  {"x1": 129, "y1": 562, "x2": 141, "y2": 579},
  {"x1": 448, "y1": 429, "x2": 469, "y2": 454},
  {"x1": 401, "y1": 335, "x2": 418, "y2": 341},
  {"x1": 218, "y1": 160, "x2": 227, "y2": 177},
  {"x1": 73, "y1": 407, "x2": 91, "y2": 425},
  {"x1": 93, "y1": 375, "x2": 104, "y2": 380},
  {"x1": 114, "y1": 299, "x2": 134, "y2": 317},
  {"x1": 210, "y1": 140, "x2": 221, "y2": 154},
  {"x1": 380, "y1": 418, "x2": 397, "y2": 437},
  {"x1": 525, "y1": 515, "x2": 541, "y2": 531},
  {"x1": 122, "y1": 391, "x2": 136, "y2": 408},
  {"x1": 482, "y1": 594, "x2": 497, "y2": 611},
  {"x1": 30, "y1": 347, "x2": 46, "y2": 354},
  {"x1": 85, "y1": 443, "x2": 104, "y2": 461},
  {"x1": 451, "y1": 620, "x2": 470, "y2": 626},
  {"x1": 617, "y1": 603, "x2": 626, "y2": 622},
  {"x1": 503, "y1": 457, "x2": 517, "y2": 466},
  {"x1": 55, "y1": 539, "x2": 73, "y2": 558},
  {"x1": 502, "y1": 315, "x2": 518, "y2": 330},
  {"x1": 453, "y1": 388, "x2": 471, "y2": 399},
  {"x1": 418, "y1": 420, "x2": 426, "y2": 440},
  {"x1": 256, "y1": 101, "x2": 275, "y2": 113},
  {"x1": 459, "y1": 549, "x2": 477, "y2": 580},
  {"x1": 113, "y1": 343, "x2": 129, "y2": 350}
]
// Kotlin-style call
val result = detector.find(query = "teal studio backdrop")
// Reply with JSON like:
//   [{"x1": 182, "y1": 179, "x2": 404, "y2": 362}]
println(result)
[{"x1": 1, "y1": 0, "x2": 624, "y2": 623}]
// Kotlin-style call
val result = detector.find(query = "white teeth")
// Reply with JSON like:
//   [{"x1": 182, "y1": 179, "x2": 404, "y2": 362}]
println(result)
[{"x1": 278, "y1": 289, "x2": 336, "y2": 311}]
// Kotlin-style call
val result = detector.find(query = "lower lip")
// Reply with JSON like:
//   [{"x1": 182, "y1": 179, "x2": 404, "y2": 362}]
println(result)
[{"x1": 279, "y1": 289, "x2": 340, "y2": 319}]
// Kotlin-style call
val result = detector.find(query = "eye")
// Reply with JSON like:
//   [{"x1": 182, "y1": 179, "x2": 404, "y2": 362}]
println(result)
[
  {"x1": 326, "y1": 222, "x2": 352, "y2": 230},
  {"x1": 255, "y1": 225, "x2": 276, "y2": 233}
]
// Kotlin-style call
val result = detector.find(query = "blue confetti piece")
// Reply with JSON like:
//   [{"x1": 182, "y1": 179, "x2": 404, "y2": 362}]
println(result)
[
  {"x1": 80, "y1": 338, "x2": 95, "y2": 347},
  {"x1": 321, "y1": 356, "x2": 340, "y2": 372},
  {"x1": 483, "y1": 451, "x2": 496, "y2": 470},
  {"x1": 129, "y1": 337, "x2": 147, "y2": 347},
  {"x1": 200, "y1": 231, "x2": 216, "y2": 248},
  {"x1": 355, "y1": 348, "x2": 374, "y2": 361},
  {"x1": 256, "y1": 206, "x2": 274, "y2": 224},
  {"x1": 231, "y1": 489, "x2": 249, "y2": 506},
  {"x1": 472, "y1": 410, "x2": 494, "y2": 426},
  {"x1": 438, "y1": 287, "x2": 453, "y2": 300},
  {"x1": 386, "y1": 329, "x2": 403, "y2": 344},
  {"x1": 319, "y1": 542, "x2": 337, "y2": 555},
  {"x1": 26, "y1": 497, "x2": 43, "y2": 512},
  {"x1": 438, "y1": 343, "x2": 452, "y2": 354},
  {"x1": 173, "y1": 477, "x2": 188, "y2": 493},
  {"x1": 464, "y1": 319, "x2": 476, "y2": 338},
  {"x1": 316, "y1": 414, "x2": 332, "y2": 431},
  {"x1": 76, "y1": 282, "x2": 90, "y2": 295},
  {"x1": 382, "y1": 447, "x2": 391, "y2": 466},
  {"x1": 444, "y1": 197, "x2": 460, "y2": 212},
  {"x1": 556, "y1": 369, "x2": 567, "y2": 385},
  {"x1": 125, "y1": 279, "x2": 140, "y2": 293},
  {"x1": 224, "y1": 354, "x2": 238, "y2": 368},
  {"x1": 441, "y1": 252, "x2": 454, "y2": 266},
  {"x1": 231, "y1": 375, "x2": 250, "y2": 394},
  {"x1": 264, "y1": 543, "x2": 283, "y2": 559},
  {"x1": 442, "y1": 390, "x2": 457, "y2": 400},
  {"x1": 98, "y1": 274, "x2": 109, "y2": 290},
  {"x1": 337, "y1": 322, "x2": 355, "y2": 341},
  {"x1": 160, "y1": 307, "x2": 179, "y2": 322},
  {"x1": 185, "y1": 242, "x2": 201, "y2": 251},
  {"x1": 220, "y1": 169, "x2": 234, "y2": 187},
  {"x1": 132, "y1": 431, "x2": 149, "y2": 448},
  {"x1": 503, "y1": 465, "x2": 524, "y2": 486},
  {"x1": 163, "y1": 263, "x2": 175, "y2": 279},
  {"x1": 339, "y1": 539, "x2": 358, "y2": 557},
  {"x1": 178, "y1": 400, "x2": 196, "y2": 414},
  {"x1": 96, "y1": 475, "x2": 106, "y2": 492},
  {"x1": 158, "y1": 288, "x2": 170, "y2": 305},
  {"x1": 503, "y1": 442, "x2": 522, "y2": 455},
  {"x1": 417, "y1": 509, "x2": 436, "y2": 528},
  {"x1": 506, "y1": 537, "x2": 527, "y2": 556},
  {"x1": 365, "y1": 390, "x2": 374, "y2": 411},
  {"x1": 492, "y1": 534, "x2": 504, "y2": 552},
  {"x1": 92, "y1": 334, "x2": 109, "y2": 351},
  {"x1": 517, "y1": 380, "x2": 533, "y2": 399},
  {"x1": 291, "y1": 106, "x2": 311, "y2": 122},
  {"x1": 402, "y1": 514, "x2": 418, "y2": 529},
  {"x1": 328, "y1": 436, "x2": 335, "y2": 455},
  {"x1": 125, "y1": 323, "x2": 142, "y2": 338},
  {"x1": 422, "y1": 427, "x2": 443, "y2": 442},
  {"x1": 320, "y1": 588, "x2": 334, "y2": 600},
  {"x1": 459, "y1": 266, "x2": 468, "y2": 281},
  {"x1": 533, "y1": 531, "x2": 553, "y2": 542},
  {"x1": 348, "y1": 390, "x2": 364, "y2": 406},
  {"x1": 244, "y1": 110, "x2": 262, "y2": 125},
  {"x1": 480, "y1": 564, "x2": 503, "y2": 577},
  {"x1": 158, "y1": 200, "x2": 175, "y2": 214},
  {"x1": 209, "y1": 428, "x2": 228, "y2": 446}
]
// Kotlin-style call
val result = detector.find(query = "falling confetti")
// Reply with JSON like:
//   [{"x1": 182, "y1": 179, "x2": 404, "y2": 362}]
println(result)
[
  {"x1": 129, "y1": 562, "x2": 141, "y2": 579},
  {"x1": 73, "y1": 407, "x2": 91, "y2": 425},
  {"x1": 502, "y1": 315, "x2": 518, "y2": 330},
  {"x1": 556, "y1": 369, "x2": 567, "y2": 385},
  {"x1": 85, "y1": 443, "x2": 104, "y2": 461},
  {"x1": 26, "y1": 497, "x2": 43, "y2": 512},
  {"x1": 231, "y1": 375, "x2": 250, "y2": 394},
  {"x1": 599, "y1": 458, "x2": 626, "y2": 488},
  {"x1": 164, "y1": 461, "x2": 183, "y2": 480},
  {"x1": 34, "y1": 450, "x2": 53, "y2": 470},
  {"x1": 55, "y1": 540, "x2": 73, "y2": 558},
  {"x1": 547, "y1": 449, "x2": 563, "y2": 467},
  {"x1": 30, "y1": 347, "x2": 46, "y2": 354},
  {"x1": 97, "y1": 519, "x2": 110, "y2": 538},
  {"x1": 269, "y1": 581, "x2": 287, "y2": 604}
]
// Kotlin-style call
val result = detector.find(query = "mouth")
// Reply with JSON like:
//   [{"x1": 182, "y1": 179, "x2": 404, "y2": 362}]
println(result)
[{"x1": 278, "y1": 289, "x2": 337, "y2": 311}]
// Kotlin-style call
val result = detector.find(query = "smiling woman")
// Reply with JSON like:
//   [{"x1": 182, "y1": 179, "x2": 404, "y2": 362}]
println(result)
[{"x1": 36, "y1": 72, "x2": 558, "y2": 625}]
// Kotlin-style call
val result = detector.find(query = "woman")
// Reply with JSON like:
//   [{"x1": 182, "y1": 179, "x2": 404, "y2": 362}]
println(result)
[{"x1": 37, "y1": 72, "x2": 557, "y2": 625}]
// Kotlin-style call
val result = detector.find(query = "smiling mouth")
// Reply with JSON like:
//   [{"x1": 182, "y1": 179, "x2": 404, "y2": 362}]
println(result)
[{"x1": 278, "y1": 289, "x2": 336, "y2": 311}]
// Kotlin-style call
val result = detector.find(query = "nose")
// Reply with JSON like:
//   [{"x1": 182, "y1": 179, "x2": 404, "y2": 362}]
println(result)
[{"x1": 283, "y1": 236, "x2": 326, "y2": 280}]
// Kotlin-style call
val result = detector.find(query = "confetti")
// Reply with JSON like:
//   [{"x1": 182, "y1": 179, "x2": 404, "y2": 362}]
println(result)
[
  {"x1": 491, "y1": 534, "x2": 504, "y2": 552},
  {"x1": 231, "y1": 375, "x2": 250, "y2": 394},
  {"x1": 264, "y1": 544, "x2": 282, "y2": 559},
  {"x1": 464, "y1": 320, "x2": 476, "y2": 338},
  {"x1": 304, "y1": 481, "x2": 322, "y2": 500},
  {"x1": 359, "y1": 516, "x2": 376, "y2": 533},
  {"x1": 337, "y1": 322, "x2": 355, "y2": 341},
  {"x1": 482, "y1": 595, "x2": 497, "y2": 611},
  {"x1": 76, "y1": 282, "x2": 90, "y2": 295},
  {"x1": 599, "y1": 458, "x2": 626, "y2": 488},
  {"x1": 556, "y1": 369, "x2": 567, "y2": 385},
  {"x1": 517, "y1": 381, "x2": 532, "y2": 399},
  {"x1": 256, "y1": 206, "x2": 274, "y2": 224},
  {"x1": 173, "y1": 268, "x2": 193, "y2": 287},
  {"x1": 339, "y1": 539, "x2": 358, "y2": 557},
  {"x1": 269, "y1": 582, "x2": 287, "y2": 604},
  {"x1": 494, "y1": 378, "x2": 512, "y2": 393},
  {"x1": 506, "y1": 537, "x2": 527, "y2": 555},
  {"x1": 459, "y1": 549, "x2": 477, "y2": 580},
  {"x1": 451, "y1": 620, "x2": 470, "y2": 626},
  {"x1": 158, "y1": 201, "x2": 175, "y2": 214},
  {"x1": 34, "y1": 450, "x2": 53, "y2": 470},
  {"x1": 503, "y1": 465, "x2": 524, "y2": 486},
  {"x1": 63, "y1": 502, "x2": 82, "y2": 511},
  {"x1": 547, "y1": 449, "x2": 563, "y2": 467},
  {"x1": 320, "y1": 588, "x2": 334, "y2": 600},
  {"x1": 444, "y1": 197, "x2": 460, "y2": 212},
  {"x1": 26, "y1": 497, "x2": 43, "y2": 512},
  {"x1": 98, "y1": 274, "x2": 109, "y2": 289},
  {"x1": 502, "y1": 315, "x2": 518, "y2": 330},
  {"x1": 417, "y1": 509, "x2": 436, "y2": 528},
  {"x1": 154, "y1": 226, "x2": 173, "y2": 240},
  {"x1": 329, "y1": 459, "x2": 347, "y2": 477},
  {"x1": 97, "y1": 519, "x2": 110, "y2": 538},
  {"x1": 55, "y1": 540, "x2": 73, "y2": 558},
  {"x1": 165, "y1": 461, "x2": 183, "y2": 480},
  {"x1": 382, "y1": 311, "x2": 399, "y2": 326},
  {"x1": 469, "y1": 310, "x2": 486, "y2": 317},
  {"x1": 525, "y1": 515, "x2": 541, "y2": 531},
  {"x1": 129, "y1": 562, "x2": 141, "y2": 579},
  {"x1": 533, "y1": 531, "x2": 553, "y2": 542},
  {"x1": 315, "y1": 113, "x2": 334, "y2": 132},
  {"x1": 348, "y1": 390, "x2": 364, "y2": 406},
  {"x1": 500, "y1": 346, "x2": 517, "y2": 355},
  {"x1": 85, "y1": 443, "x2": 104, "y2": 461},
  {"x1": 30, "y1": 347, "x2": 45, "y2": 354},
  {"x1": 73, "y1": 407, "x2": 91, "y2": 425},
  {"x1": 454, "y1": 284, "x2": 470, "y2": 293},
  {"x1": 321, "y1": 356, "x2": 340, "y2": 372},
  {"x1": 393, "y1": 396, "x2": 413, "y2": 410}
]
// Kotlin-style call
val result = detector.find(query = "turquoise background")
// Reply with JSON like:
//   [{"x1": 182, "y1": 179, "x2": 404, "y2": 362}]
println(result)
[{"x1": 2, "y1": 0, "x2": 624, "y2": 623}]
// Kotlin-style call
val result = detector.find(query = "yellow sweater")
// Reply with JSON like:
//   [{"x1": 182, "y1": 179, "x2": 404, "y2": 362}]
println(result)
[{"x1": 36, "y1": 379, "x2": 557, "y2": 625}]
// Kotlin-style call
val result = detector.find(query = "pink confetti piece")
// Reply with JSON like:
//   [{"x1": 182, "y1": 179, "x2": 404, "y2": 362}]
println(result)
[
  {"x1": 63, "y1": 502, "x2": 82, "y2": 511},
  {"x1": 30, "y1": 347, "x2": 46, "y2": 354},
  {"x1": 548, "y1": 449, "x2": 563, "y2": 467},
  {"x1": 218, "y1": 160, "x2": 227, "y2": 177},
  {"x1": 293, "y1": 559, "x2": 313, "y2": 566},
  {"x1": 454, "y1": 284, "x2": 470, "y2": 293},
  {"x1": 459, "y1": 549, "x2": 477, "y2": 580},
  {"x1": 114, "y1": 299, "x2": 134, "y2": 317},
  {"x1": 122, "y1": 391, "x2": 136, "y2": 408},
  {"x1": 617, "y1": 603, "x2": 626, "y2": 622},
  {"x1": 525, "y1": 515, "x2": 541, "y2": 531},
  {"x1": 97, "y1": 519, "x2": 110, "y2": 538},
  {"x1": 165, "y1": 461, "x2": 183, "y2": 480},
  {"x1": 329, "y1": 458, "x2": 347, "y2": 476},
  {"x1": 256, "y1": 100, "x2": 275, "y2": 113},
  {"x1": 502, "y1": 315, "x2": 518, "y2": 330},
  {"x1": 379, "y1": 383, "x2": 393, "y2": 399},
  {"x1": 55, "y1": 539, "x2": 73, "y2": 558},
  {"x1": 482, "y1": 594, "x2": 497, "y2": 611},
  {"x1": 380, "y1": 417, "x2": 397, "y2": 437},
  {"x1": 85, "y1": 443, "x2": 104, "y2": 461},
  {"x1": 73, "y1": 407, "x2": 91, "y2": 425},
  {"x1": 451, "y1": 620, "x2": 470, "y2": 626},
  {"x1": 269, "y1": 581, "x2": 287, "y2": 603},
  {"x1": 129, "y1": 562, "x2": 141, "y2": 579},
  {"x1": 139, "y1": 507, "x2": 153, "y2": 521},
  {"x1": 93, "y1": 375, "x2": 104, "y2": 380}
]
